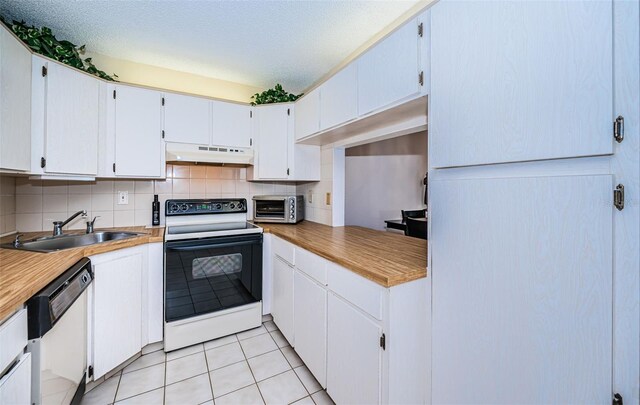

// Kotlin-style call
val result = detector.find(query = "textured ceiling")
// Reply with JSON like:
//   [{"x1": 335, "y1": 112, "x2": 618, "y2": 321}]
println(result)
[{"x1": 1, "y1": 0, "x2": 420, "y2": 93}]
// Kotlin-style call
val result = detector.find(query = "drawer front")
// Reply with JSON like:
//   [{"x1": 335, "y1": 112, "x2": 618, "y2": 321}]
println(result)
[
  {"x1": 327, "y1": 262, "x2": 384, "y2": 320},
  {"x1": 0, "y1": 352, "x2": 31, "y2": 405},
  {"x1": 0, "y1": 309, "x2": 27, "y2": 374},
  {"x1": 295, "y1": 248, "x2": 327, "y2": 285},
  {"x1": 273, "y1": 236, "x2": 295, "y2": 266}
]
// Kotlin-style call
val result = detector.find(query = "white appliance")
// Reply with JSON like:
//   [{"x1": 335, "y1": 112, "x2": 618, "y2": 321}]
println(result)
[
  {"x1": 165, "y1": 143, "x2": 254, "y2": 165},
  {"x1": 26, "y1": 258, "x2": 92, "y2": 405},
  {"x1": 163, "y1": 198, "x2": 263, "y2": 352}
]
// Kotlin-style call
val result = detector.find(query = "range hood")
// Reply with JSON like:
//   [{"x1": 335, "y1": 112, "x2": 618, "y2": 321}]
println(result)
[{"x1": 166, "y1": 143, "x2": 254, "y2": 165}]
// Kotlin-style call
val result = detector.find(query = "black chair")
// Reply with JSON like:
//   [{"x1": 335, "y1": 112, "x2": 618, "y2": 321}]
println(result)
[
  {"x1": 405, "y1": 217, "x2": 427, "y2": 240},
  {"x1": 401, "y1": 209, "x2": 426, "y2": 222}
]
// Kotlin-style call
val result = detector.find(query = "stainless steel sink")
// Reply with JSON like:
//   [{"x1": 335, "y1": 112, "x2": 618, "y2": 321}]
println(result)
[{"x1": 2, "y1": 231, "x2": 143, "y2": 253}]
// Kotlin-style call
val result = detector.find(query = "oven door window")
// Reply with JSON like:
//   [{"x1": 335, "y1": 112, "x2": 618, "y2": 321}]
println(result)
[
  {"x1": 255, "y1": 199, "x2": 285, "y2": 219},
  {"x1": 165, "y1": 234, "x2": 262, "y2": 322}
]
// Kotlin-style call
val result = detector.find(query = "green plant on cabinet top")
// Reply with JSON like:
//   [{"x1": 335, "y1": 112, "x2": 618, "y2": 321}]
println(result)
[
  {"x1": 251, "y1": 83, "x2": 302, "y2": 105},
  {"x1": 1, "y1": 17, "x2": 118, "y2": 81}
]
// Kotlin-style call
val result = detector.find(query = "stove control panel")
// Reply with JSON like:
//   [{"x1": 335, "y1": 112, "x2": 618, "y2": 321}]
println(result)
[{"x1": 165, "y1": 199, "x2": 246, "y2": 216}]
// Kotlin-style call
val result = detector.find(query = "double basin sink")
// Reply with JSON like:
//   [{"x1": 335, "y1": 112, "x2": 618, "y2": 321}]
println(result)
[{"x1": 2, "y1": 231, "x2": 143, "y2": 253}]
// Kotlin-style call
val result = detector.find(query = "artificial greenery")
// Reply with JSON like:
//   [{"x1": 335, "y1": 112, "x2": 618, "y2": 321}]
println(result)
[
  {"x1": 251, "y1": 83, "x2": 302, "y2": 106},
  {"x1": 1, "y1": 17, "x2": 118, "y2": 81}
]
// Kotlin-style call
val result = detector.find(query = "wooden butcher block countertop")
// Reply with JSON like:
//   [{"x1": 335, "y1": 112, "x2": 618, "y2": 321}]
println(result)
[
  {"x1": 0, "y1": 226, "x2": 164, "y2": 321},
  {"x1": 258, "y1": 221, "x2": 427, "y2": 288}
]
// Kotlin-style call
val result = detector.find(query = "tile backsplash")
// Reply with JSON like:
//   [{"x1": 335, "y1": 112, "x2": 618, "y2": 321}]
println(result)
[
  {"x1": 0, "y1": 175, "x2": 17, "y2": 235},
  {"x1": 14, "y1": 164, "x2": 297, "y2": 232}
]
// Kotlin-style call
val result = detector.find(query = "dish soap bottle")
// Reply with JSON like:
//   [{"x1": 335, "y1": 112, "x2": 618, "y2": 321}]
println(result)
[{"x1": 152, "y1": 194, "x2": 160, "y2": 226}]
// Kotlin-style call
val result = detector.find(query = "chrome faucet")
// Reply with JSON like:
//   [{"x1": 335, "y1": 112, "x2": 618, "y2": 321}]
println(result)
[
  {"x1": 86, "y1": 216, "x2": 100, "y2": 234},
  {"x1": 52, "y1": 210, "x2": 87, "y2": 236}
]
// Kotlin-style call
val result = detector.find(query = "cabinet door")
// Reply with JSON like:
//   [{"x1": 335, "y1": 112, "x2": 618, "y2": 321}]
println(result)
[
  {"x1": 294, "y1": 270, "x2": 327, "y2": 387},
  {"x1": 163, "y1": 92, "x2": 210, "y2": 145},
  {"x1": 0, "y1": 353, "x2": 30, "y2": 405},
  {"x1": 114, "y1": 85, "x2": 164, "y2": 177},
  {"x1": 327, "y1": 293, "x2": 381, "y2": 405},
  {"x1": 357, "y1": 18, "x2": 420, "y2": 116},
  {"x1": 256, "y1": 104, "x2": 290, "y2": 179},
  {"x1": 320, "y1": 63, "x2": 358, "y2": 131},
  {"x1": 294, "y1": 88, "x2": 320, "y2": 140},
  {"x1": 430, "y1": 1, "x2": 613, "y2": 168},
  {"x1": 272, "y1": 256, "x2": 294, "y2": 345},
  {"x1": 431, "y1": 174, "x2": 613, "y2": 404},
  {"x1": 211, "y1": 101, "x2": 252, "y2": 148},
  {"x1": 45, "y1": 62, "x2": 99, "y2": 175},
  {"x1": 92, "y1": 252, "x2": 143, "y2": 379},
  {"x1": 0, "y1": 26, "x2": 31, "y2": 171}
]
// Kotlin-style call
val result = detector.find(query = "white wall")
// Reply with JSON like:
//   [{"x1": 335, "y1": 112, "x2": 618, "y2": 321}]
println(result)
[
  {"x1": 14, "y1": 163, "x2": 296, "y2": 232},
  {"x1": 345, "y1": 132, "x2": 427, "y2": 231}
]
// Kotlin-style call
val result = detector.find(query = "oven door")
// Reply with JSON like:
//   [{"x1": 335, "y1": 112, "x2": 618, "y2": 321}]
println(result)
[
  {"x1": 164, "y1": 234, "x2": 262, "y2": 323},
  {"x1": 254, "y1": 199, "x2": 286, "y2": 221}
]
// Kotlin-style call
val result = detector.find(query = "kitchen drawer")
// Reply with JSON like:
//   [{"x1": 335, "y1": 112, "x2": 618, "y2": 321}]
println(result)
[
  {"x1": 273, "y1": 236, "x2": 295, "y2": 266},
  {"x1": 327, "y1": 262, "x2": 384, "y2": 321},
  {"x1": 0, "y1": 352, "x2": 31, "y2": 405},
  {"x1": 295, "y1": 248, "x2": 327, "y2": 285},
  {"x1": 0, "y1": 309, "x2": 27, "y2": 374}
]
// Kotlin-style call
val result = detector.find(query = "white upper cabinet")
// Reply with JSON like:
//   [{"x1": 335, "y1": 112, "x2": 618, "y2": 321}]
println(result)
[
  {"x1": 163, "y1": 92, "x2": 210, "y2": 145},
  {"x1": 0, "y1": 26, "x2": 31, "y2": 172},
  {"x1": 253, "y1": 104, "x2": 291, "y2": 180},
  {"x1": 211, "y1": 100, "x2": 252, "y2": 148},
  {"x1": 294, "y1": 88, "x2": 320, "y2": 140},
  {"x1": 357, "y1": 18, "x2": 421, "y2": 116},
  {"x1": 430, "y1": 1, "x2": 613, "y2": 168},
  {"x1": 30, "y1": 57, "x2": 99, "y2": 176},
  {"x1": 113, "y1": 85, "x2": 164, "y2": 178},
  {"x1": 320, "y1": 63, "x2": 358, "y2": 131}
]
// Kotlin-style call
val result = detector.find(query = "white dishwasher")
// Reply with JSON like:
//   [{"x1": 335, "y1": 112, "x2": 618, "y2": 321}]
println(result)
[{"x1": 26, "y1": 258, "x2": 93, "y2": 405}]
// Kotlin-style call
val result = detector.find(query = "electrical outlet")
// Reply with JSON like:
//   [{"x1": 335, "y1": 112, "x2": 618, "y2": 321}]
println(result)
[
  {"x1": 326, "y1": 192, "x2": 331, "y2": 206},
  {"x1": 118, "y1": 191, "x2": 129, "y2": 205}
]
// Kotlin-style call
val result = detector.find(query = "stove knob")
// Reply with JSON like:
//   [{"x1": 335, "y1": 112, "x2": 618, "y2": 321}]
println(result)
[
  {"x1": 229, "y1": 203, "x2": 235, "y2": 209},
  {"x1": 169, "y1": 203, "x2": 178, "y2": 212},
  {"x1": 180, "y1": 204, "x2": 188, "y2": 211},
  {"x1": 215, "y1": 203, "x2": 222, "y2": 210},
  {"x1": 236, "y1": 202, "x2": 244, "y2": 210}
]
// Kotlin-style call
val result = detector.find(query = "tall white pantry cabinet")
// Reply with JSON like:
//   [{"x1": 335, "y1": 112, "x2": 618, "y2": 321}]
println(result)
[{"x1": 428, "y1": 1, "x2": 639, "y2": 404}]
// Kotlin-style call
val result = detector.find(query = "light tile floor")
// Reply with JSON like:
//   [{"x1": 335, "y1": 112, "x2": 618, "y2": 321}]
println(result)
[{"x1": 82, "y1": 320, "x2": 335, "y2": 405}]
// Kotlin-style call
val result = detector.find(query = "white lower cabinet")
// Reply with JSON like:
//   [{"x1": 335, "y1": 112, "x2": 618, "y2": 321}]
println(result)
[
  {"x1": 293, "y1": 271, "x2": 327, "y2": 388},
  {"x1": 0, "y1": 353, "x2": 31, "y2": 405},
  {"x1": 271, "y1": 256, "x2": 295, "y2": 346},
  {"x1": 90, "y1": 243, "x2": 163, "y2": 380},
  {"x1": 269, "y1": 235, "x2": 428, "y2": 404},
  {"x1": 327, "y1": 293, "x2": 381, "y2": 405}
]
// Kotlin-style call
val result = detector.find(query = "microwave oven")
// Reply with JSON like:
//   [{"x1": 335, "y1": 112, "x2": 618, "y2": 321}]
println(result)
[{"x1": 252, "y1": 195, "x2": 304, "y2": 224}]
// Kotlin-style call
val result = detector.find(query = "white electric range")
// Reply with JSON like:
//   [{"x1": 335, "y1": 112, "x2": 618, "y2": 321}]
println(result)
[{"x1": 163, "y1": 198, "x2": 263, "y2": 352}]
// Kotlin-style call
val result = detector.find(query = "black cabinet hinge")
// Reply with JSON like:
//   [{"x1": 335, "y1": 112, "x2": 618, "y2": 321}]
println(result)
[
  {"x1": 612, "y1": 393, "x2": 623, "y2": 405},
  {"x1": 162, "y1": 130, "x2": 165, "y2": 139},
  {"x1": 250, "y1": 138, "x2": 253, "y2": 146},
  {"x1": 614, "y1": 115, "x2": 624, "y2": 143},
  {"x1": 88, "y1": 365, "x2": 94, "y2": 378},
  {"x1": 614, "y1": 184, "x2": 625, "y2": 211},
  {"x1": 40, "y1": 157, "x2": 46, "y2": 168},
  {"x1": 250, "y1": 110, "x2": 253, "y2": 118},
  {"x1": 418, "y1": 22, "x2": 424, "y2": 37},
  {"x1": 286, "y1": 168, "x2": 290, "y2": 176},
  {"x1": 419, "y1": 71, "x2": 424, "y2": 86},
  {"x1": 287, "y1": 108, "x2": 290, "y2": 116},
  {"x1": 380, "y1": 333, "x2": 386, "y2": 350},
  {"x1": 41, "y1": 66, "x2": 47, "y2": 77},
  {"x1": 113, "y1": 90, "x2": 116, "y2": 99},
  {"x1": 112, "y1": 163, "x2": 116, "y2": 173},
  {"x1": 162, "y1": 97, "x2": 165, "y2": 106}
]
